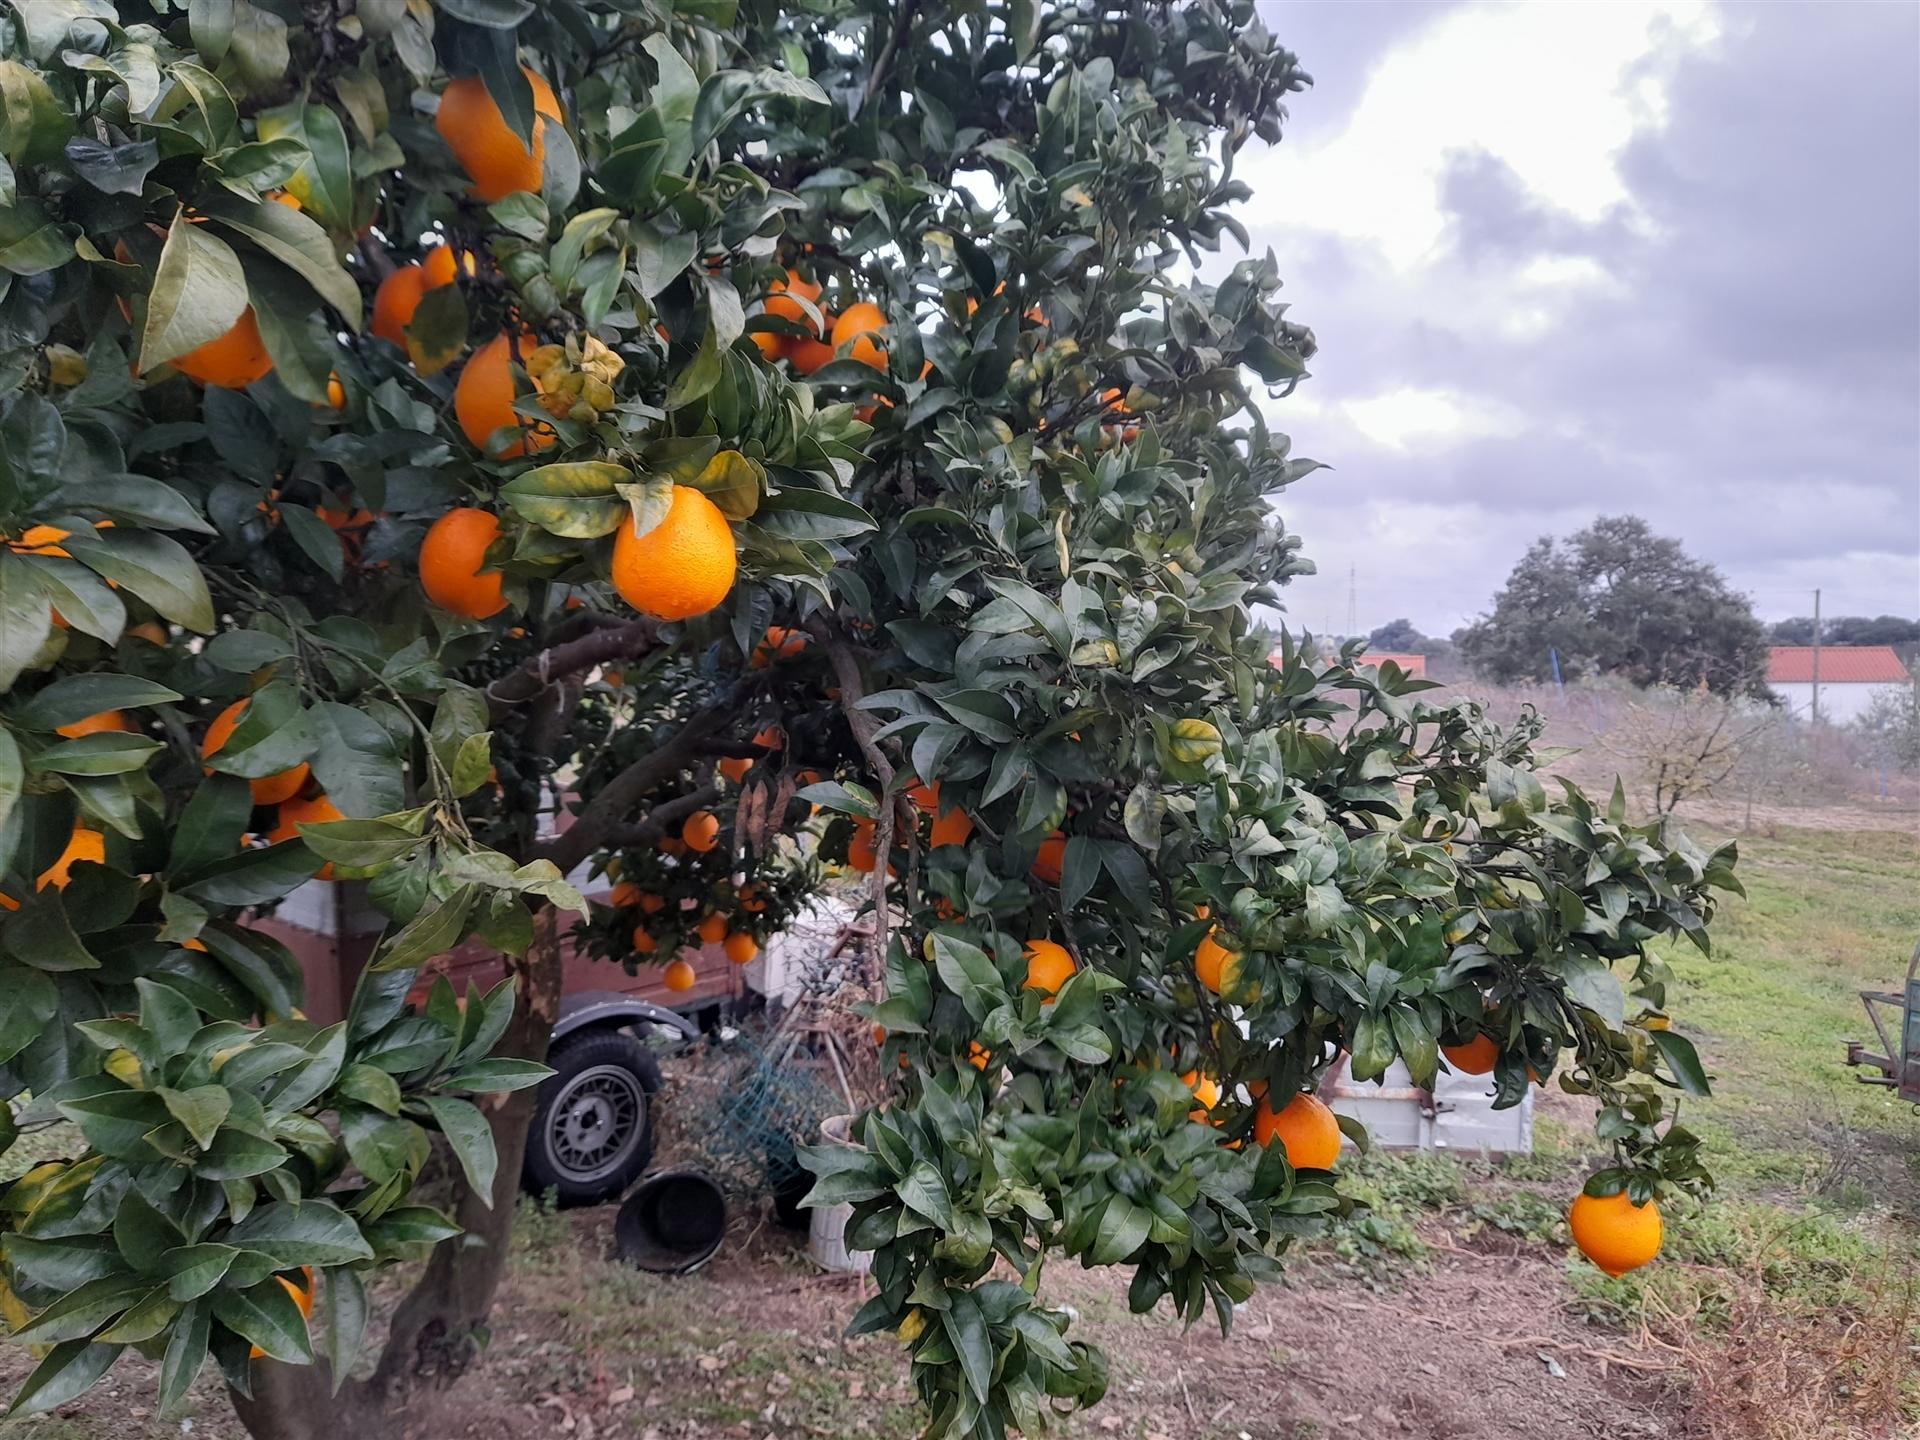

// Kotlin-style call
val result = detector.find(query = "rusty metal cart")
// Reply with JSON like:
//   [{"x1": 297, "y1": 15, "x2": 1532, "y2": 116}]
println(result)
[{"x1": 1846, "y1": 938, "x2": 1920, "y2": 1103}]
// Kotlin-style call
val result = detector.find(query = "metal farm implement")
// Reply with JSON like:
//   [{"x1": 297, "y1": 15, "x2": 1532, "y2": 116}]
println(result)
[{"x1": 1846, "y1": 939, "x2": 1920, "y2": 1103}]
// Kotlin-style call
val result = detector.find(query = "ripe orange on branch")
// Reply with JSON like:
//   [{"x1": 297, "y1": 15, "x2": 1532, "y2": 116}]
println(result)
[
  {"x1": 831, "y1": 302, "x2": 888, "y2": 370},
  {"x1": 203, "y1": 698, "x2": 311, "y2": 805},
  {"x1": 1253, "y1": 1091, "x2": 1341, "y2": 1171},
  {"x1": 681, "y1": 810, "x2": 721, "y2": 853},
  {"x1": 38, "y1": 826, "x2": 105, "y2": 891},
  {"x1": 610, "y1": 485, "x2": 737, "y2": 621},
  {"x1": 435, "y1": 69, "x2": 565, "y2": 202},
  {"x1": 420, "y1": 508, "x2": 510, "y2": 619},
  {"x1": 1569, "y1": 1188, "x2": 1663, "y2": 1277},
  {"x1": 1021, "y1": 939, "x2": 1075, "y2": 998},
  {"x1": 268, "y1": 794, "x2": 346, "y2": 880},
  {"x1": 454, "y1": 333, "x2": 555, "y2": 458},
  {"x1": 1441, "y1": 1033, "x2": 1499, "y2": 1075},
  {"x1": 55, "y1": 709, "x2": 131, "y2": 741},
  {"x1": 663, "y1": 959, "x2": 696, "y2": 993},
  {"x1": 170, "y1": 308, "x2": 275, "y2": 389},
  {"x1": 371, "y1": 247, "x2": 469, "y2": 350}
]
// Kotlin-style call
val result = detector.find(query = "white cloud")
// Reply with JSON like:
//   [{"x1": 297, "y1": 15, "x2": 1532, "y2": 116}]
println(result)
[
  {"x1": 1242, "y1": 2, "x2": 1722, "y2": 269},
  {"x1": 1340, "y1": 387, "x2": 1520, "y2": 450}
]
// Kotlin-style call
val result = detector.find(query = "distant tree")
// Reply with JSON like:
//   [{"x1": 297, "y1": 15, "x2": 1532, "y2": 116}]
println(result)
[
  {"x1": 1367, "y1": 618, "x2": 1428, "y2": 652},
  {"x1": 1854, "y1": 684, "x2": 1920, "y2": 773},
  {"x1": 1458, "y1": 516, "x2": 1770, "y2": 698},
  {"x1": 1366, "y1": 618, "x2": 1457, "y2": 677},
  {"x1": 1771, "y1": 615, "x2": 1920, "y2": 647}
]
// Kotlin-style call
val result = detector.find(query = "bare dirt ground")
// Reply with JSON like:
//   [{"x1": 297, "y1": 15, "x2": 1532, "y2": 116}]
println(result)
[{"x1": 0, "y1": 1192, "x2": 1691, "y2": 1440}]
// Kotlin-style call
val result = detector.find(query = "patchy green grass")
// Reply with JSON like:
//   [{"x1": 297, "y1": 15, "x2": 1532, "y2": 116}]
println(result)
[
  {"x1": 1329, "y1": 820, "x2": 1920, "y2": 1436},
  {"x1": 1656, "y1": 823, "x2": 1920, "y2": 1202}
]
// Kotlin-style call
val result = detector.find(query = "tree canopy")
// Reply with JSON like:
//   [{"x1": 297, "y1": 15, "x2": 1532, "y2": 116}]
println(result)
[
  {"x1": 1770, "y1": 615, "x2": 1920, "y2": 648},
  {"x1": 0, "y1": 5, "x2": 1735, "y2": 1439},
  {"x1": 1457, "y1": 516, "x2": 1770, "y2": 698}
]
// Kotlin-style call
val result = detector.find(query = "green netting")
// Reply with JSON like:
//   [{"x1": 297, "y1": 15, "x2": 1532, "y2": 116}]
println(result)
[{"x1": 673, "y1": 1026, "x2": 846, "y2": 1199}]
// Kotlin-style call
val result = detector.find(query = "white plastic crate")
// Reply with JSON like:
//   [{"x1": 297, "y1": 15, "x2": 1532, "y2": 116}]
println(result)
[{"x1": 1326, "y1": 1055, "x2": 1533, "y2": 1154}]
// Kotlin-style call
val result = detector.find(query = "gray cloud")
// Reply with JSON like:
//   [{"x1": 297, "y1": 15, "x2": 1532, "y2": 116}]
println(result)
[{"x1": 1247, "y1": 1, "x2": 1920, "y2": 637}]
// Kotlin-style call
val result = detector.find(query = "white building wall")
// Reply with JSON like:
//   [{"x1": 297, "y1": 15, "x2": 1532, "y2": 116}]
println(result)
[{"x1": 1769, "y1": 681, "x2": 1907, "y2": 725}]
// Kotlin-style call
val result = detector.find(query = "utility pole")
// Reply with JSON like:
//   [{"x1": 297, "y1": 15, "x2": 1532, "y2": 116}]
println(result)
[
  {"x1": 1810, "y1": 587, "x2": 1821, "y2": 727},
  {"x1": 1346, "y1": 563, "x2": 1357, "y2": 641}
]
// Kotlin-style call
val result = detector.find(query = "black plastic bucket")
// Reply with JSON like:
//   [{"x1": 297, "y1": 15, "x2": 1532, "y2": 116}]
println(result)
[{"x1": 613, "y1": 1168, "x2": 728, "y2": 1274}]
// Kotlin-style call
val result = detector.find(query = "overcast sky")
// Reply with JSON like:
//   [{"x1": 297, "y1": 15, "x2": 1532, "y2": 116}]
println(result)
[{"x1": 1235, "y1": 1, "x2": 1920, "y2": 640}]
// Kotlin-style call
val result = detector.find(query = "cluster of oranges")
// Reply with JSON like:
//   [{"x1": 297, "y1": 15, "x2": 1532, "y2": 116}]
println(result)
[
  {"x1": 6, "y1": 699, "x2": 345, "y2": 906},
  {"x1": 751, "y1": 268, "x2": 890, "y2": 378},
  {"x1": 605, "y1": 853, "x2": 764, "y2": 995}
]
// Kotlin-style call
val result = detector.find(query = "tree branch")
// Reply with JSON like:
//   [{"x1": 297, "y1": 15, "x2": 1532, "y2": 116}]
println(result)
[
  {"x1": 536, "y1": 706, "x2": 724, "y2": 874},
  {"x1": 806, "y1": 617, "x2": 910, "y2": 975},
  {"x1": 862, "y1": 0, "x2": 920, "y2": 110},
  {"x1": 596, "y1": 787, "x2": 722, "y2": 850},
  {"x1": 487, "y1": 618, "x2": 658, "y2": 713}
]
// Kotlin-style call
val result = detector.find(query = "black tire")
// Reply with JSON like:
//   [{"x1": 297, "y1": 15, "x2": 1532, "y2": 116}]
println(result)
[{"x1": 522, "y1": 1028, "x2": 660, "y2": 1207}]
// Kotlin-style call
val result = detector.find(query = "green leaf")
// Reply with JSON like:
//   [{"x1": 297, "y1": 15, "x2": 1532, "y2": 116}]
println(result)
[
  {"x1": 1561, "y1": 953, "x2": 1625, "y2": 1026},
  {"x1": 6, "y1": 1340, "x2": 123, "y2": 1417},
  {"x1": 942, "y1": 1288, "x2": 993, "y2": 1405},
  {"x1": 295, "y1": 815, "x2": 422, "y2": 867},
  {"x1": 450, "y1": 732, "x2": 493, "y2": 798},
  {"x1": 404, "y1": 279, "x2": 468, "y2": 376},
  {"x1": 12, "y1": 1273, "x2": 149, "y2": 1344},
  {"x1": 307, "y1": 701, "x2": 405, "y2": 816},
  {"x1": 58, "y1": 529, "x2": 215, "y2": 633},
  {"x1": 158, "y1": 1085, "x2": 231, "y2": 1149},
  {"x1": 337, "y1": 1062, "x2": 402, "y2": 1115},
  {"x1": 797, "y1": 780, "x2": 875, "y2": 818},
  {"x1": 228, "y1": 0, "x2": 290, "y2": 88},
  {"x1": 895, "y1": 1160, "x2": 954, "y2": 1229},
  {"x1": 156, "y1": 1298, "x2": 210, "y2": 1412},
  {"x1": 616, "y1": 474, "x2": 675, "y2": 541},
  {"x1": 29, "y1": 731, "x2": 163, "y2": 776},
  {"x1": 1059, "y1": 836, "x2": 1099, "y2": 912},
  {"x1": 63, "y1": 136, "x2": 158, "y2": 196},
  {"x1": 499, "y1": 462, "x2": 631, "y2": 538},
  {"x1": 227, "y1": 1201, "x2": 376, "y2": 1269},
  {"x1": 1649, "y1": 1028, "x2": 1712, "y2": 1097},
  {"x1": 255, "y1": 99, "x2": 352, "y2": 232},
  {"x1": 421, "y1": 1096, "x2": 497, "y2": 1204},
  {"x1": 0, "y1": 551, "x2": 55, "y2": 692},
  {"x1": 168, "y1": 773, "x2": 252, "y2": 878},
  {"x1": 1090, "y1": 1195, "x2": 1151, "y2": 1265},
  {"x1": 212, "y1": 1278, "x2": 313, "y2": 1364},
  {"x1": 161, "y1": 1243, "x2": 238, "y2": 1301},
  {"x1": 0, "y1": 963, "x2": 57, "y2": 1062},
  {"x1": 754, "y1": 485, "x2": 880, "y2": 540},
  {"x1": 441, "y1": 1057, "x2": 552, "y2": 1094},
  {"x1": 14, "y1": 673, "x2": 182, "y2": 730},
  {"x1": 931, "y1": 933, "x2": 1003, "y2": 1021},
  {"x1": 279, "y1": 503, "x2": 345, "y2": 581},
  {"x1": 320, "y1": 1266, "x2": 368, "y2": 1395},
  {"x1": 5, "y1": 892, "x2": 101, "y2": 971},
  {"x1": 369, "y1": 886, "x2": 474, "y2": 972},
  {"x1": 138, "y1": 212, "x2": 247, "y2": 374}
]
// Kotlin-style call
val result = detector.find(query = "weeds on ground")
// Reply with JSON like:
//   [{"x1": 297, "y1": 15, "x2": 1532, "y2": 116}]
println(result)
[{"x1": 1566, "y1": 1198, "x2": 1920, "y2": 1438}]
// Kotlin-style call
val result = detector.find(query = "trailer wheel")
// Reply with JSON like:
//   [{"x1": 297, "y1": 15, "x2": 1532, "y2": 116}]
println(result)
[{"x1": 523, "y1": 1029, "x2": 660, "y2": 1206}]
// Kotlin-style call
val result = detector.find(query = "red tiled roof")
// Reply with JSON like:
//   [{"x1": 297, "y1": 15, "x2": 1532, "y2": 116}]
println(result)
[
  {"x1": 1766, "y1": 646, "x2": 1910, "y2": 684},
  {"x1": 1358, "y1": 652, "x2": 1427, "y2": 678}
]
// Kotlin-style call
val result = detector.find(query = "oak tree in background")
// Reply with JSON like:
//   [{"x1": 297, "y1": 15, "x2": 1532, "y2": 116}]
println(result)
[
  {"x1": 0, "y1": 3, "x2": 1735, "y2": 1438},
  {"x1": 1458, "y1": 515, "x2": 1770, "y2": 698}
]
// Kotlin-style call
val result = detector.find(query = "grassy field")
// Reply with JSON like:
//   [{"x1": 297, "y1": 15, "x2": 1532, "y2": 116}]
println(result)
[{"x1": 0, "y1": 818, "x2": 1914, "y2": 1439}]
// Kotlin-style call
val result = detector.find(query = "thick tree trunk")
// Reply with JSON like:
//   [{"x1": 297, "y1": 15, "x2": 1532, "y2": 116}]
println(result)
[
  {"x1": 230, "y1": 1360, "x2": 389, "y2": 1440},
  {"x1": 366, "y1": 925, "x2": 565, "y2": 1399},
  {"x1": 229, "y1": 921, "x2": 566, "y2": 1439}
]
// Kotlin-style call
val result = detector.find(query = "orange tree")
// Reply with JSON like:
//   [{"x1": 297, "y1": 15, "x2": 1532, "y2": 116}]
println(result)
[{"x1": 0, "y1": 2, "x2": 1734, "y2": 1437}]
